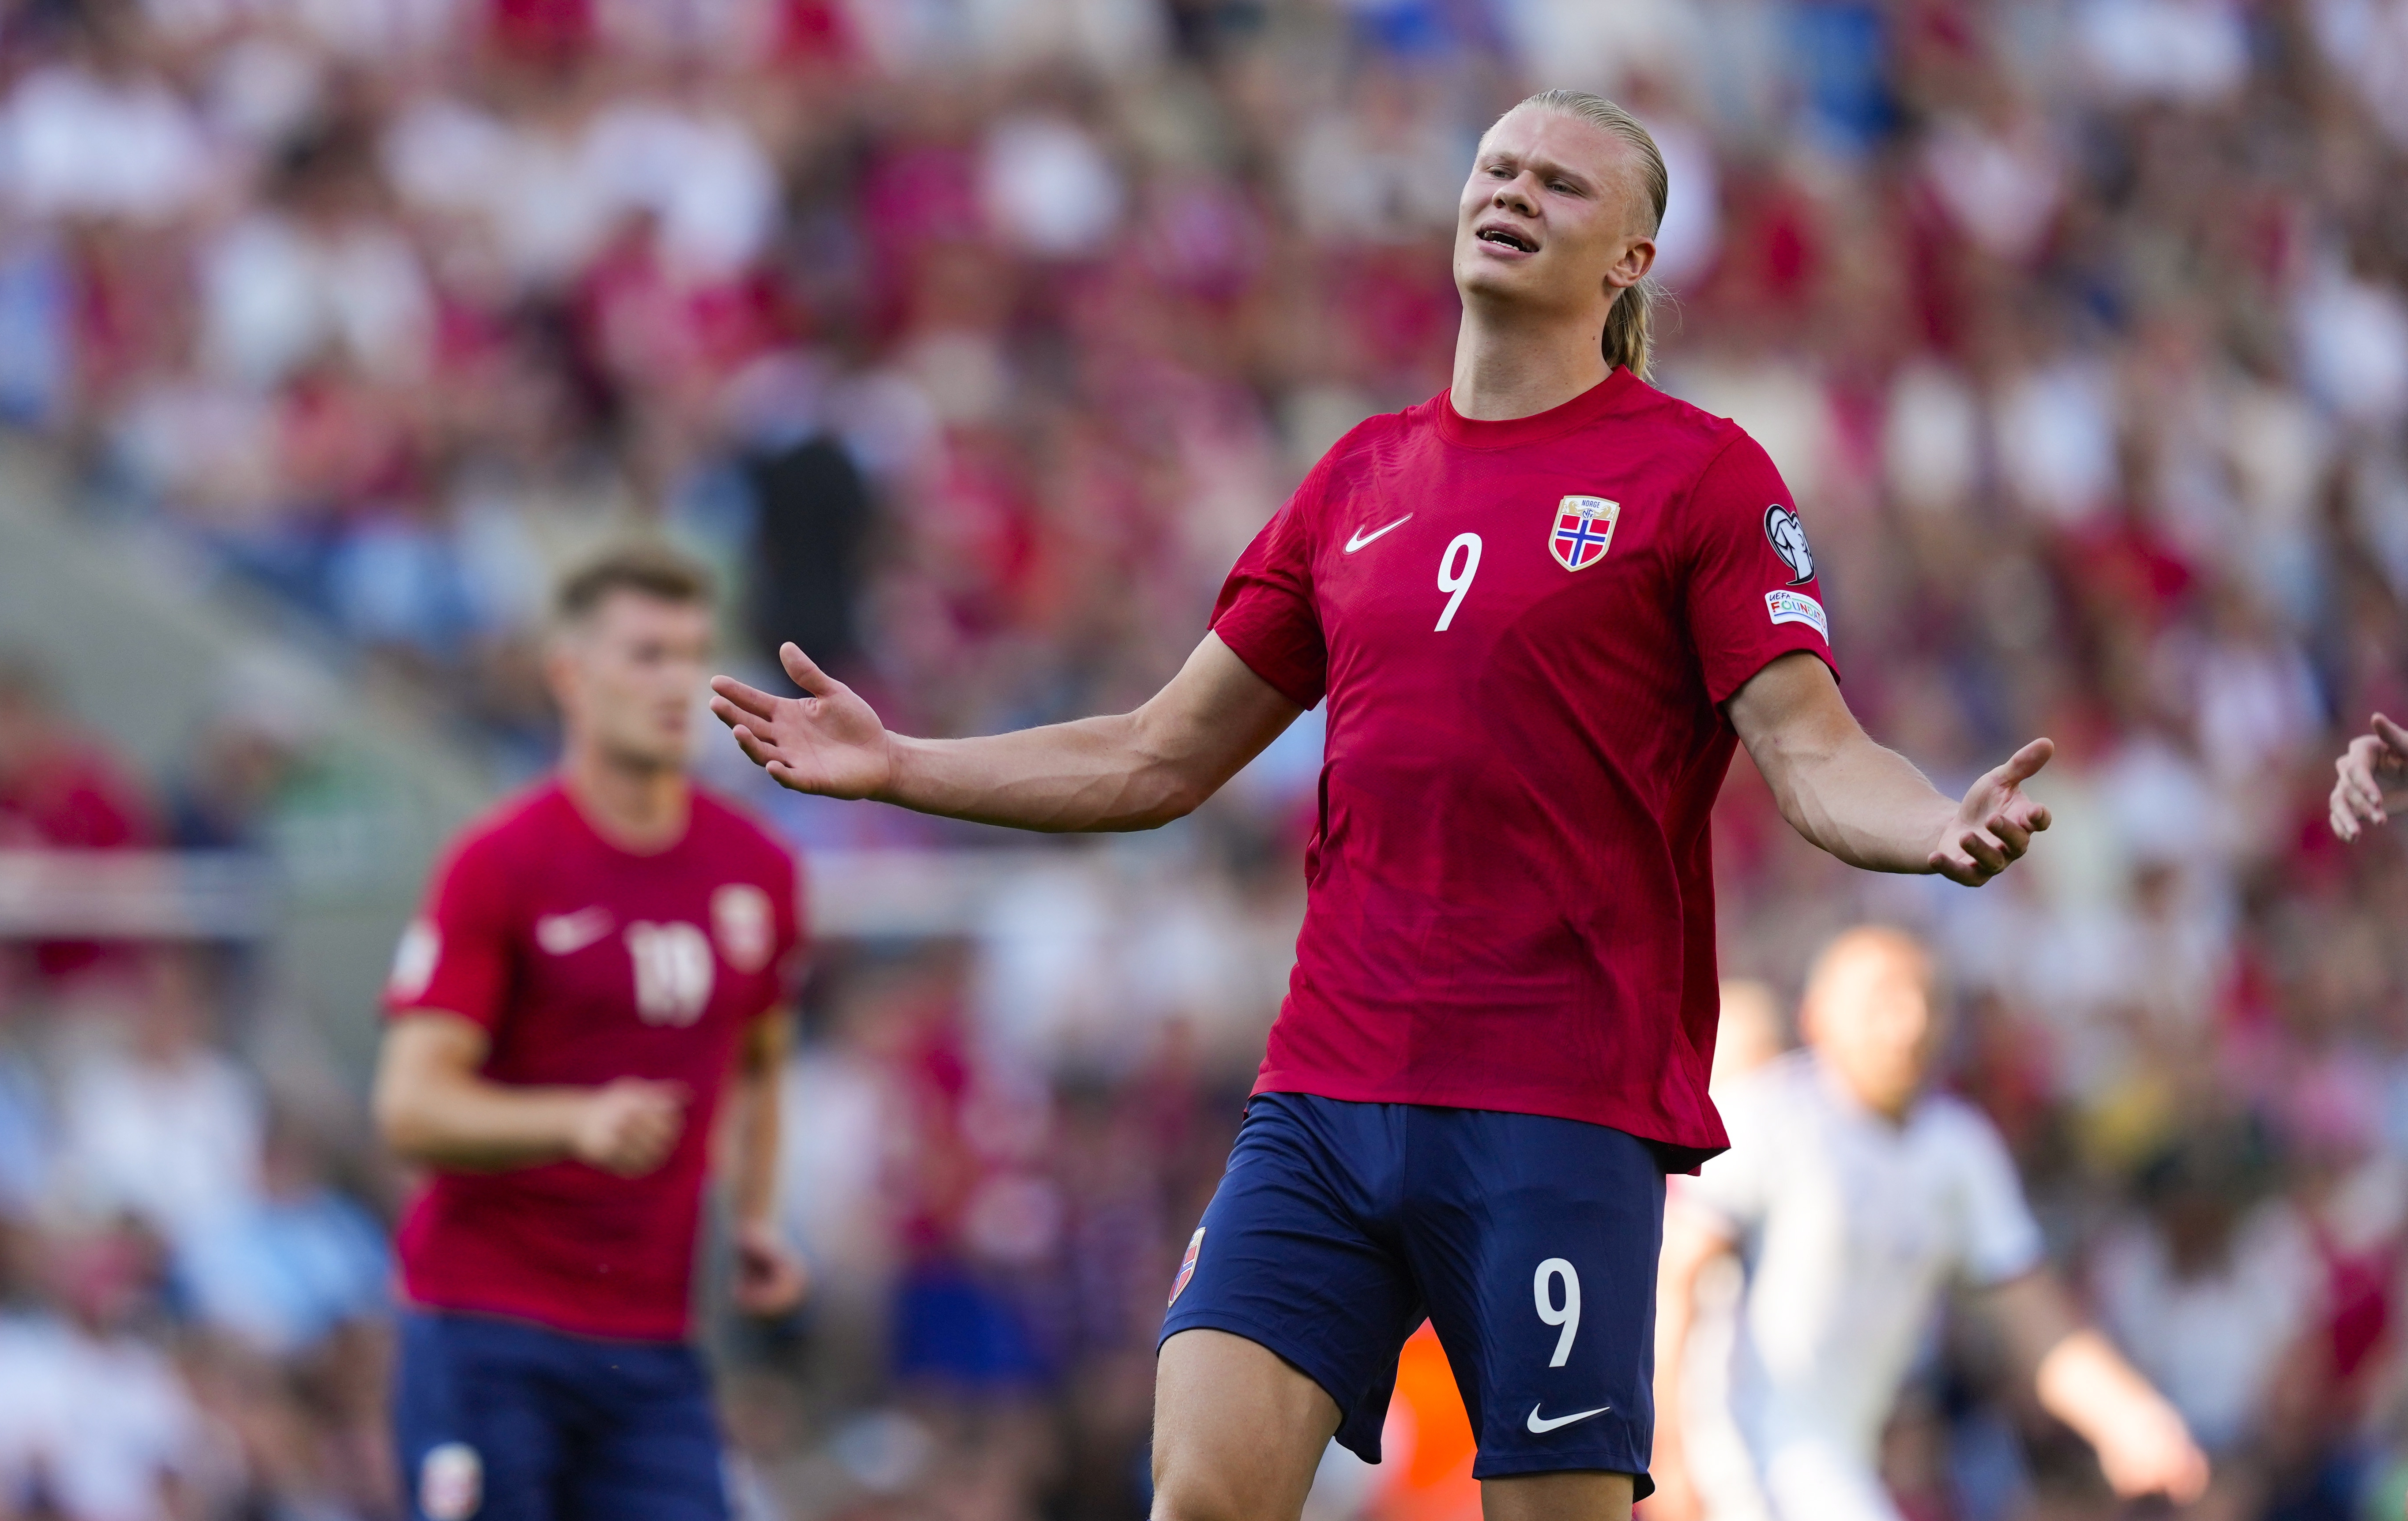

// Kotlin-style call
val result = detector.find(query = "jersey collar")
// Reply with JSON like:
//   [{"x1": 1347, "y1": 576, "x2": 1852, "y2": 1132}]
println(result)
[{"x1": 1434, "y1": 366, "x2": 1640, "y2": 451}]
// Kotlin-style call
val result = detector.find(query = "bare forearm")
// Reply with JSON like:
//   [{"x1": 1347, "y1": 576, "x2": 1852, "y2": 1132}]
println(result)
[
  {"x1": 376, "y1": 1075, "x2": 587, "y2": 1171},
  {"x1": 727, "y1": 1072, "x2": 780, "y2": 1226},
  {"x1": 880, "y1": 712, "x2": 1210, "y2": 832},
  {"x1": 2036, "y1": 1329, "x2": 2175, "y2": 1444},
  {"x1": 1761, "y1": 725, "x2": 1956, "y2": 873}
]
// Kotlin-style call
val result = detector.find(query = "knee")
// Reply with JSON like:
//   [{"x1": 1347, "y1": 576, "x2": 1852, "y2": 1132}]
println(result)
[{"x1": 1150, "y1": 1450, "x2": 1278, "y2": 1521}]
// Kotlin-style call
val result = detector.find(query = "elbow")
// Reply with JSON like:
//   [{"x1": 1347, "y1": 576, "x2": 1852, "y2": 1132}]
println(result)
[{"x1": 372, "y1": 1078, "x2": 437, "y2": 1164}]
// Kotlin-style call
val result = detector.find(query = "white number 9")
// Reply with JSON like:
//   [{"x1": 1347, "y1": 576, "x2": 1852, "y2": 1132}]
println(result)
[
  {"x1": 1534, "y1": 1257, "x2": 1580, "y2": 1367},
  {"x1": 1436, "y1": 532, "x2": 1482, "y2": 631}
]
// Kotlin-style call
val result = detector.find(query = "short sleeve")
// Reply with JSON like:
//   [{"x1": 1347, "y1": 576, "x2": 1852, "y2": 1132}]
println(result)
[
  {"x1": 1682, "y1": 432, "x2": 1841, "y2": 705},
  {"x1": 1209, "y1": 466, "x2": 1329, "y2": 710},
  {"x1": 384, "y1": 835, "x2": 516, "y2": 1033},
  {"x1": 1675, "y1": 1070, "x2": 1778, "y2": 1233},
  {"x1": 1947, "y1": 1107, "x2": 2047, "y2": 1288}
]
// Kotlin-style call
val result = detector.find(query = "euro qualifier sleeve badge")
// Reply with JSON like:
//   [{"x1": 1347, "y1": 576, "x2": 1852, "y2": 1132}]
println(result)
[{"x1": 1550, "y1": 496, "x2": 1619, "y2": 571}]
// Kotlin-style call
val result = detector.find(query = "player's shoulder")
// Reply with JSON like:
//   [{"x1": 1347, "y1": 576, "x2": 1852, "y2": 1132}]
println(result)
[
  {"x1": 1909, "y1": 1089, "x2": 2013, "y2": 1159},
  {"x1": 1306, "y1": 406, "x2": 1425, "y2": 490},
  {"x1": 436, "y1": 778, "x2": 575, "y2": 874},
  {"x1": 1606, "y1": 373, "x2": 1762, "y2": 471},
  {"x1": 687, "y1": 786, "x2": 798, "y2": 873}
]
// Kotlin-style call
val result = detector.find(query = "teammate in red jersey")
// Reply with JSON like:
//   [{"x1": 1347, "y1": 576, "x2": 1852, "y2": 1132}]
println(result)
[
  {"x1": 375, "y1": 544, "x2": 806, "y2": 1521},
  {"x1": 711, "y1": 91, "x2": 2061, "y2": 1521}
]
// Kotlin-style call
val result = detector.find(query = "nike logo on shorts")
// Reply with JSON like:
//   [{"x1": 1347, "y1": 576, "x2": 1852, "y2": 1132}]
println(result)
[
  {"x1": 1344, "y1": 515, "x2": 1412, "y2": 552},
  {"x1": 1526, "y1": 1403, "x2": 1610, "y2": 1434},
  {"x1": 535, "y1": 907, "x2": 616, "y2": 955}
]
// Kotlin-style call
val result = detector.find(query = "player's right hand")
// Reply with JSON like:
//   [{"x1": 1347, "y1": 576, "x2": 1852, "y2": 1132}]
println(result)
[
  {"x1": 570, "y1": 1078, "x2": 689, "y2": 1177},
  {"x1": 2331, "y1": 714, "x2": 2408, "y2": 842},
  {"x1": 709, "y1": 644, "x2": 895, "y2": 800}
]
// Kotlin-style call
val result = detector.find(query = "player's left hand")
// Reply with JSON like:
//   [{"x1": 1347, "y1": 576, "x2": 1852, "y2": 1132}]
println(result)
[
  {"x1": 731, "y1": 1219, "x2": 808, "y2": 1317},
  {"x1": 1930, "y1": 739, "x2": 2053, "y2": 887}
]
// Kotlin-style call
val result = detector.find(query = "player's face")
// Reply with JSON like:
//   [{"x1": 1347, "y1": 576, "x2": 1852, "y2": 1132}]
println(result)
[
  {"x1": 551, "y1": 592, "x2": 715, "y2": 772},
  {"x1": 1453, "y1": 106, "x2": 1656, "y2": 326},
  {"x1": 1805, "y1": 942, "x2": 1941, "y2": 1119}
]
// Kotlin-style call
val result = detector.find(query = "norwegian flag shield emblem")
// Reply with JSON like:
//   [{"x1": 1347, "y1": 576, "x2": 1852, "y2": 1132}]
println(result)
[
  {"x1": 1550, "y1": 496, "x2": 1620, "y2": 571},
  {"x1": 1168, "y1": 1227, "x2": 1204, "y2": 1307}
]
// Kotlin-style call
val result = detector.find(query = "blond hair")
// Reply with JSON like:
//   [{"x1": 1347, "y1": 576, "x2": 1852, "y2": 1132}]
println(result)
[{"x1": 1510, "y1": 89, "x2": 1669, "y2": 379}]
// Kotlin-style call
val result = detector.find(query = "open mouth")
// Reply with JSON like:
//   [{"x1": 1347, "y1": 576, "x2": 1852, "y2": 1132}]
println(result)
[{"x1": 1477, "y1": 226, "x2": 1538, "y2": 252}]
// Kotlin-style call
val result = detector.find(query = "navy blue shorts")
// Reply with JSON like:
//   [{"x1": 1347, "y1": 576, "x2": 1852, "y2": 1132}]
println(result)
[
  {"x1": 1159, "y1": 1093, "x2": 1666, "y2": 1491},
  {"x1": 393, "y1": 1310, "x2": 728, "y2": 1521}
]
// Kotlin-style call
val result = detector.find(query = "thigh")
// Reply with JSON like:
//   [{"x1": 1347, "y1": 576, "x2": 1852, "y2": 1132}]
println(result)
[
  {"x1": 1158, "y1": 1093, "x2": 1424, "y2": 1465},
  {"x1": 392, "y1": 1311, "x2": 564, "y2": 1521},
  {"x1": 1405, "y1": 1111, "x2": 1665, "y2": 1488},
  {"x1": 1482, "y1": 1470, "x2": 1635, "y2": 1521},
  {"x1": 560, "y1": 1344, "x2": 730, "y2": 1521},
  {"x1": 1152, "y1": 1328, "x2": 1341, "y2": 1521}
]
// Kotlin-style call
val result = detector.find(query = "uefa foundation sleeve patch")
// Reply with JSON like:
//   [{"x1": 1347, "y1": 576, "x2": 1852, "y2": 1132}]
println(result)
[
  {"x1": 1765, "y1": 588, "x2": 1829, "y2": 642},
  {"x1": 1169, "y1": 1227, "x2": 1204, "y2": 1307}
]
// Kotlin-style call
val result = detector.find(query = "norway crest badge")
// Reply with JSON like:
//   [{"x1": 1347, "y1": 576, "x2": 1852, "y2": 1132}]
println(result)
[
  {"x1": 1169, "y1": 1227, "x2": 1204, "y2": 1307},
  {"x1": 1550, "y1": 496, "x2": 1619, "y2": 571}
]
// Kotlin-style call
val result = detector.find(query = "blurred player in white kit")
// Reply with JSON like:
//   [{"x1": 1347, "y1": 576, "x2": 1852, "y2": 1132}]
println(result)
[{"x1": 1648, "y1": 928, "x2": 2209, "y2": 1521}]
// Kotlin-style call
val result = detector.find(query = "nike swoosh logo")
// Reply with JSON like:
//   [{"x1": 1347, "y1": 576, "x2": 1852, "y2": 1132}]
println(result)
[
  {"x1": 1526, "y1": 1403, "x2": 1611, "y2": 1434},
  {"x1": 1344, "y1": 515, "x2": 1412, "y2": 552},
  {"x1": 535, "y1": 907, "x2": 616, "y2": 955}
]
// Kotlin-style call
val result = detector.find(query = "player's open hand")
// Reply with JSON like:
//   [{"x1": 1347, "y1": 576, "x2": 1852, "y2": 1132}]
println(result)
[
  {"x1": 731, "y1": 1218, "x2": 809, "y2": 1317},
  {"x1": 571, "y1": 1078, "x2": 688, "y2": 1177},
  {"x1": 710, "y1": 644, "x2": 895, "y2": 800},
  {"x1": 1930, "y1": 739, "x2": 2053, "y2": 887},
  {"x1": 2330, "y1": 714, "x2": 2408, "y2": 842}
]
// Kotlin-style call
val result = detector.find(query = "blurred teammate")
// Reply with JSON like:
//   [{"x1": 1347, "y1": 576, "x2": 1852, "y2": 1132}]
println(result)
[
  {"x1": 374, "y1": 544, "x2": 807, "y2": 1521},
  {"x1": 711, "y1": 91, "x2": 2054, "y2": 1521},
  {"x1": 1650, "y1": 928, "x2": 2207, "y2": 1521},
  {"x1": 2329, "y1": 713, "x2": 2408, "y2": 841}
]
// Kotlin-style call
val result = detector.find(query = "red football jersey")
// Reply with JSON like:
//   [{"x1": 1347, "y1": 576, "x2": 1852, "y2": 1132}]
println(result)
[
  {"x1": 384, "y1": 780, "x2": 803, "y2": 1341},
  {"x1": 1211, "y1": 369, "x2": 1836, "y2": 1162}
]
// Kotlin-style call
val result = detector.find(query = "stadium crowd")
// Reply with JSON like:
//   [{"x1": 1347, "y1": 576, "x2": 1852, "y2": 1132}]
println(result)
[{"x1": 1, "y1": 0, "x2": 2408, "y2": 1517}]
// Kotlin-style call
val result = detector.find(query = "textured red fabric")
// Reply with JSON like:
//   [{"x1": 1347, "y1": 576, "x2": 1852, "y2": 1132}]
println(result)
[
  {"x1": 386, "y1": 780, "x2": 802, "y2": 1341},
  {"x1": 1210, "y1": 369, "x2": 1836, "y2": 1162}
]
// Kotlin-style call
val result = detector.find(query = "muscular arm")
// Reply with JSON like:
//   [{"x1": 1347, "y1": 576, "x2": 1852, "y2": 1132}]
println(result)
[
  {"x1": 709, "y1": 635, "x2": 1303, "y2": 832},
  {"x1": 1648, "y1": 1199, "x2": 1739, "y2": 1521},
  {"x1": 1726, "y1": 652, "x2": 2053, "y2": 886},
  {"x1": 372, "y1": 1013, "x2": 687, "y2": 1177},
  {"x1": 1984, "y1": 1270, "x2": 2209, "y2": 1502}
]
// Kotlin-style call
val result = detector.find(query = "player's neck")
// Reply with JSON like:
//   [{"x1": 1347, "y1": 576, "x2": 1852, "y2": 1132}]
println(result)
[
  {"x1": 1448, "y1": 305, "x2": 1614, "y2": 422},
  {"x1": 559, "y1": 745, "x2": 691, "y2": 854}
]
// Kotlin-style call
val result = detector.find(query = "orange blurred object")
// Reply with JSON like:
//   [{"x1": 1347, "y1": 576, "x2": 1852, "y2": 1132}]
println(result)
[{"x1": 1372, "y1": 1322, "x2": 1483, "y2": 1521}]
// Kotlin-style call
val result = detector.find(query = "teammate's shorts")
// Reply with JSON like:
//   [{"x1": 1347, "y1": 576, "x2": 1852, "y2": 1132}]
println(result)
[
  {"x1": 393, "y1": 1309, "x2": 728, "y2": 1521},
  {"x1": 1159, "y1": 1092, "x2": 1667, "y2": 1490}
]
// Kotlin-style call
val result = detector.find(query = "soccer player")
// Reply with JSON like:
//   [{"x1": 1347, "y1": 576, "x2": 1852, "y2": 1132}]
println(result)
[
  {"x1": 374, "y1": 544, "x2": 807, "y2": 1521},
  {"x1": 1648, "y1": 928, "x2": 2207, "y2": 1521},
  {"x1": 2329, "y1": 713, "x2": 2408, "y2": 841},
  {"x1": 710, "y1": 90, "x2": 2054, "y2": 1521}
]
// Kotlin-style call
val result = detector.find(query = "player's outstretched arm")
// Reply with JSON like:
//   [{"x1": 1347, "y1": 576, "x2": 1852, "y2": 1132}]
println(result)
[
  {"x1": 2330, "y1": 714, "x2": 2408, "y2": 841},
  {"x1": 1727, "y1": 653, "x2": 2051, "y2": 887},
  {"x1": 709, "y1": 634, "x2": 1303, "y2": 832},
  {"x1": 374, "y1": 1013, "x2": 689, "y2": 1177},
  {"x1": 1987, "y1": 1271, "x2": 2209, "y2": 1503}
]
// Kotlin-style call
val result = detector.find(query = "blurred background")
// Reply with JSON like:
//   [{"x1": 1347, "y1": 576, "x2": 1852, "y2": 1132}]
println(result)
[{"x1": 0, "y1": 0, "x2": 2402, "y2": 1517}]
